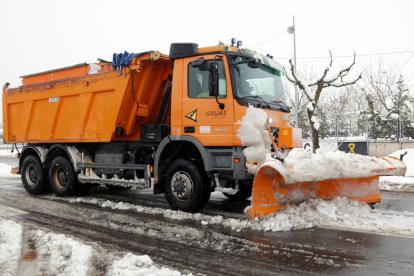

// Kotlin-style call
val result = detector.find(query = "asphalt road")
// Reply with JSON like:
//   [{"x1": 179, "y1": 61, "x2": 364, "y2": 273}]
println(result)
[{"x1": 1, "y1": 156, "x2": 414, "y2": 275}]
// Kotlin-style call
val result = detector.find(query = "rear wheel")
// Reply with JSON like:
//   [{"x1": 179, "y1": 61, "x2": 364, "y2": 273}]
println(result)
[
  {"x1": 164, "y1": 159, "x2": 210, "y2": 212},
  {"x1": 49, "y1": 156, "x2": 77, "y2": 197},
  {"x1": 21, "y1": 155, "x2": 44, "y2": 195}
]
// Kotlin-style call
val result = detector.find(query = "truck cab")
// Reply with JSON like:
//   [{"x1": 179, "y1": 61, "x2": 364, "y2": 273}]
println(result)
[{"x1": 154, "y1": 43, "x2": 301, "y2": 211}]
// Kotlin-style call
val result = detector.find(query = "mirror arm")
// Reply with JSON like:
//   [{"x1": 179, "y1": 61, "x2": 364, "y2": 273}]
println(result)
[{"x1": 212, "y1": 55, "x2": 225, "y2": 110}]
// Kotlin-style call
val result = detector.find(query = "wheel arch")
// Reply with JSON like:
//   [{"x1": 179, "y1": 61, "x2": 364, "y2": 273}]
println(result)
[
  {"x1": 153, "y1": 136, "x2": 211, "y2": 191},
  {"x1": 19, "y1": 146, "x2": 48, "y2": 173},
  {"x1": 44, "y1": 145, "x2": 82, "y2": 172}
]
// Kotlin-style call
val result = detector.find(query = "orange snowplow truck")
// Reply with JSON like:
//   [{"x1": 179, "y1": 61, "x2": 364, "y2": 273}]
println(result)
[{"x1": 3, "y1": 43, "x2": 302, "y2": 212}]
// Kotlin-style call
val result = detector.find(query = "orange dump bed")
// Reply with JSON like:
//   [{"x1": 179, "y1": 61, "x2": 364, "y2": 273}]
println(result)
[{"x1": 3, "y1": 52, "x2": 171, "y2": 144}]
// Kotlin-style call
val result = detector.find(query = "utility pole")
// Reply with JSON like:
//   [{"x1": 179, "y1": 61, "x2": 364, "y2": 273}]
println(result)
[{"x1": 288, "y1": 16, "x2": 299, "y2": 128}]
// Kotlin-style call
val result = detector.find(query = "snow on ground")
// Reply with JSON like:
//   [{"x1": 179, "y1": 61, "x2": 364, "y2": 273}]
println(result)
[
  {"x1": 0, "y1": 218, "x2": 22, "y2": 275},
  {"x1": 379, "y1": 148, "x2": 414, "y2": 192},
  {"x1": 380, "y1": 176, "x2": 414, "y2": 192},
  {"x1": 0, "y1": 218, "x2": 187, "y2": 276},
  {"x1": 107, "y1": 253, "x2": 182, "y2": 276},
  {"x1": 65, "y1": 196, "x2": 414, "y2": 237},
  {"x1": 34, "y1": 230, "x2": 93, "y2": 275},
  {"x1": 0, "y1": 162, "x2": 19, "y2": 177},
  {"x1": 0, "y1": 148, "x2": 19, "y2": 158},
  {"x1": 259, "y1": 197, "x2": 414, "y2": 237}
]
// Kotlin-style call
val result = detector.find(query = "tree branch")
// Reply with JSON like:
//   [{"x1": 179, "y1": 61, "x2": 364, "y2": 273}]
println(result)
[
  {"x1": 309, "y1": 51, "x2": 333, "y2": 86},
  {"x1": 285, "y1": 59, "x2": 314, "y2": 103},
  {"x1": 329, "y1": 73, "x2": 362, "y2": 88}
]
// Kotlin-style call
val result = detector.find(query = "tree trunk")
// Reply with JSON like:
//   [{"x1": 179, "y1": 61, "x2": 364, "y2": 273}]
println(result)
[
  {"x1": 307, "y1": 109, "x2": 320, "y2": 153},
  {"x1": 311, "y1": 127, "x2": 320, "y2": 153}
]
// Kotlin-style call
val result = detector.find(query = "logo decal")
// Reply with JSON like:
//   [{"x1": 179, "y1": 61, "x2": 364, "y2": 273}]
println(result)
[{"x1": 185, "y1": 109, "x2": 197, "y2": 122}]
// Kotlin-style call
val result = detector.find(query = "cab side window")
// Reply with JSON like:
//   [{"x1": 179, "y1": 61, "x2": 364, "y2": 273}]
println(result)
[{"x1": 188, "y1": 60, "x2": 226, "y2": 98}]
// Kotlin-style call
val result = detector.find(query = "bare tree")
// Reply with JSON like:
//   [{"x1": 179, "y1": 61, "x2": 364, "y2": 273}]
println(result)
[
  {"x1": 323, "y1": 87, "x2": 354, "y2": 137},
  {"x1": 361, "y1": 63, "x2": 414, "y2": 140},
  {"x1": 286, "y1": 52, "x2": 362, "y2": 152}
]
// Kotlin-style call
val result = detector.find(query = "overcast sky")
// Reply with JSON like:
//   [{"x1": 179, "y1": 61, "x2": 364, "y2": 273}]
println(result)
[{"x1": 1, "y1": 0, "x2": 413, "y2": 100}]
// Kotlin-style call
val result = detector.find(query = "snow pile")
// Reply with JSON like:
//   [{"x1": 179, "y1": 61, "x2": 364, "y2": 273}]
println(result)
[
  {"x1": 88, "y1": 63, "x2": 102, "y2": 75},
  {"x1": 237, "y1": 106, "x2": 404, "y2": 182},
  {"x1": 380, "y1": 176, "x2": 414, "y2": 192},
  {"x1": 237, "y1": 105, "x2": 271, "y2": 172},
  {"x1": 264, "y1": 148, "x2": 404, "y2": 184},
  {"x1": 259, "y1": 197, "x2": 414, "y2": 236},
  {"x1": 0, "y1": 219, "x2": 22, "y2": 275},
  {"x1": 35, "y1": 230, "x2": 93, "y2": 275},
  {"x1": 0, "y1": 162, "x2": 18, "y2": 177},
  {"x1": 69, "y1": 197, "x2": 257, "y2": 232},
  {"x1": 68, "y1": 196, "x2": 414, "y2": 237},
  {"x1": 388, "y1": 149, "x2": 414, "y2": 177},
  {"x1": 378, "y1": 149, "x2": 414, "y2": 192},
  {"x1": 0, "y1": 219, "x2": 188, "y2": 276},
  {"x1": 107, "y1": 253, "x2": 183, "y2": 276}
]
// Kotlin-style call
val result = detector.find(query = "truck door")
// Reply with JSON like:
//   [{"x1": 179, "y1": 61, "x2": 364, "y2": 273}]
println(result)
[{"x1": 181, "y1": 55, "x2": 234, "y2": 146}]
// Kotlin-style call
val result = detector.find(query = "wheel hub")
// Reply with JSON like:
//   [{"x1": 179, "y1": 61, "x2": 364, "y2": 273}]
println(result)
[
  {"x1": 171, "y1": 171, "x2": 193, "y2": 200},
  {"x1": 53, "y1": 167, "x2": 68, "y2": 190},
  {"x1": 25, "y1": 164, "x2": 38, "y2": 187}
]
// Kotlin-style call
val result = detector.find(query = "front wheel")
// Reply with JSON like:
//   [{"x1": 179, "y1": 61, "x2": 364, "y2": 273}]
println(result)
[
  {"x1": 164, "y1": 159, "x2": 210, "y2": 212},
  {"x1": 49, "y1": 156, "x2": 77, "y2": 197}
]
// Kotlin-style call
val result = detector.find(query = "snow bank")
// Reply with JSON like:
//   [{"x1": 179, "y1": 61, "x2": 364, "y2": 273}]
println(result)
[
  {"x1": 0, "y1": 219, "x2": 22, "y2": 275},
  {"x1": 0, "y1": 219, "x2": 187, "y2": 276},
  {"x1": 68, "y1": 196, "x2": 414, "y2": 237},
  {"x1": 107, "y1": 253, "x2": 183, "y2": 276},
  {"x1": 69, "y1": 196, "x2": 257, "y2": 232},
  {"x1": 35, "y1": 230, "x2": 93, "y2": 276},
  {"x1": 380, "y1": 176, "x2": 414, "y2": 192},
  {"x1": 259, "y1": 197, "x2": 414, "y2": 236},
  {"x1": 0, "y1": 162, "x2": 19, "y2": 177}
]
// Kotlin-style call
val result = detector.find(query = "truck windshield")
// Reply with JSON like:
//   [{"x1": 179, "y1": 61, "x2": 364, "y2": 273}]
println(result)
[{"x1": 231, "y1": 56, "x2": 288, "y2": 112}]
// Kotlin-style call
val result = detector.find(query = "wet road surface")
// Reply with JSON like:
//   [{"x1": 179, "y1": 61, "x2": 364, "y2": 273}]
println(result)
[{"x1": 1, "y1": 156, "x2": 414, "y2": 275}]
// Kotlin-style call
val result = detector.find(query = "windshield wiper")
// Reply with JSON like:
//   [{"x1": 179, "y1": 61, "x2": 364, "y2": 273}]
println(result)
[
  {"x1": 271, "y1": 100, "x2": 290, "y2": 112},
  {"x1": 237, "y1": 95, "x2": 272, "y2": 109}
]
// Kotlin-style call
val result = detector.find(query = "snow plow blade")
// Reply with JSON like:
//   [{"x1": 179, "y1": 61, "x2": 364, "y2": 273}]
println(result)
[{"x1": 246, "y1": 156, "x2": 406, "y2": 219}]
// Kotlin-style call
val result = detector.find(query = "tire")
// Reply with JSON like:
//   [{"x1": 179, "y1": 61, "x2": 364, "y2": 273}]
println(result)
[
  {"x1": 164, "y1": 159, "x2": 211, "y2": 212},
  {"x1": 48, "y1": 156, "x2": 77, "y2": 197},
  {"x1": 21, "y1": 155, "x2": 44, "y2": 195},
  {"x1": 223, "y1": 181, "x2": 252, "y2": 201}
]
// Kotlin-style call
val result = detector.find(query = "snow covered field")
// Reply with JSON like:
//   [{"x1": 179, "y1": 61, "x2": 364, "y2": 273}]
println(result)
[{"x1": 0, "y1": 218, "x2": 186, "y2": 276}]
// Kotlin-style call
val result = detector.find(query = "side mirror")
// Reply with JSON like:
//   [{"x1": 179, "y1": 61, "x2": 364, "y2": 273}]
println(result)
[
  {"x1": 247, "y1": 58, "x2": 261, "y2": 68},
  {"x1": 208, "y1": 61, "x2": 219, "y2": 97}
]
